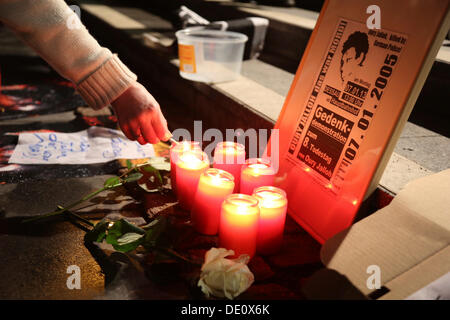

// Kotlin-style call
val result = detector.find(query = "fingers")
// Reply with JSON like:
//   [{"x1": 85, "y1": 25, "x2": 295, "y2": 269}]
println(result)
[
  {"x1": 128, "y1": 118, "x2": 144, "y2": 143},
  {"x1": 152, "y1": 110, "x2": 171, "y2": 141},
  {"x1": 118, "y1": 115, "x2": 157, "y2": 145},
  {"x1": 124, "y1": 114, "x2": 170, "y2": 145},
  {"x1": 112, "y1": 81, "x2": 171, "y2": 144},
  {"x1": 118, "y1": 120, "x2": 134, "y2": 141},
  {"x1": 140, "y1": 115, "x2": 159, "y2": 145},
  {"x1": 137, "y1": 135, "x2": 146, "y2": 145},
  {"x1": 131, "y1": 122, "x2": 148, "y2": 145}
]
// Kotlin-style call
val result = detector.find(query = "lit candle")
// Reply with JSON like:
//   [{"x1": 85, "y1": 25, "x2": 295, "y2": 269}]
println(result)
[
  {"x1": 191, "y1": 168, "x2": 235, "y2": 235},
  {"x1": 240, "y1": 158, "x2": 275, "y2": 195},
  {"x1": 252, "y1": 186, "x2": 288, "y2": 255},
  {"x1": 213, "y1": 142, "x2": 245, "y2": 192},
  {"x1": 176, "y1": 151, "x2": 209, "y2": 210},
  {"x1": 219, "y1": 194, "x2": 260, "y2": 259},
  {"x1": 170, "y1": 141, "x2": 201, "y2": 194}
]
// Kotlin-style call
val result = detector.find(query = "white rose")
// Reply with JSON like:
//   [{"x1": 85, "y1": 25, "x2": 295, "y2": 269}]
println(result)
[{"x1": 198, "y1": 248, "x2": 254, "y2": 300}]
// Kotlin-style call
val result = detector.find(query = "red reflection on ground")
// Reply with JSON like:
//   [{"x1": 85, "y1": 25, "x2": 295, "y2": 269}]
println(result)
[
  {"x1": 82, "y1": 116, "x2": 103, "y2": 126},
  {"x1": 51, "y1": 80, "x2": 75, "y2": 88},
  {"x1": 108, "y1": 115, "x2": 118, "y2": 122},
  {"x1": 0, "y1": 83, "x2": 40, "y2": 110}
]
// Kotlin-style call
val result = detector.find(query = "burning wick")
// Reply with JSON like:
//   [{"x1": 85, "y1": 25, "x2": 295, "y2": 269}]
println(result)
[{"x1": 169, "y1": 137, "x2": 179, "y2": 145}]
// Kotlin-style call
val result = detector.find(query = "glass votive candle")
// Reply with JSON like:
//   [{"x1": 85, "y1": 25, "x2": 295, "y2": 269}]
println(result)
[
  {"x1": 175, "y1": 150, "x2": 210, "y2": 210},
  {"x1": 219, "y1": 194, "x2": 260, "y2": 259},
  {"x1": 170, "y1": 141, "x2": 201, "y2": 194},
  {"x1": 252, "y1": 186, "x2": 288, "y2": 255},
  {"x1": 213, "y1": 141, "x2": 246, "y2": 192},
  {"x1": 240, "y1": 158, "x2": 275, "y2": 195},
  {"x1": 191, "y1": 168, "x2": 235, "y2": 235}
]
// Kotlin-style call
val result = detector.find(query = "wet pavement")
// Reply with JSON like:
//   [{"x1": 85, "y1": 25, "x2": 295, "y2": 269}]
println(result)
[{"x1": 0, "y1": 25, "x2": 324, "y2": 300}]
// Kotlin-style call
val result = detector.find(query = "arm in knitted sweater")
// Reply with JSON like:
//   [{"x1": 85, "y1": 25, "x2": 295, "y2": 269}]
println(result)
[{"x1": 0, "y1": 0, "x2": 171, "y2": 143}]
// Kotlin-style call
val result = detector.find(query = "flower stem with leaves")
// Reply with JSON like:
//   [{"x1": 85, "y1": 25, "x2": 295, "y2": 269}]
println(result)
[{"x1": 22, "y1": 160, "x2": 158, "y2": 223}]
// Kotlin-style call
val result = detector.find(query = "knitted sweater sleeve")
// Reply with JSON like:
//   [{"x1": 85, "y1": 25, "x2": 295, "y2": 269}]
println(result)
[{"x1": 0, "y1": 0, "x2": 137, "y2": 109}]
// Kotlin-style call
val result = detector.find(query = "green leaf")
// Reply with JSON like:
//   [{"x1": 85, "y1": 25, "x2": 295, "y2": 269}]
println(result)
[
  {"x1": 145, "y1": 157, "x2": 171, "y2": 171},
  {"x1": 84, "y1": 220, "x2": 109, "y2": 243},
  {"x1": 140, "y1": 219, "x2": 160, "y2": 230},
  {"x1": 105, "y1": 219, "x2": 146, "y2": 247},
  {"x1": 123, "y1": 172, "x2": 143, "y2": 183},
  {"x1": 126, "y1": 159, "x2": 133, "y2": 169},
  {"x1": 105, "y1": 220, "x2": 123, "y2": 246},
  {"x1": 104, "y1": 176, "x2": 122, "y2": 189},
  {"x1": 113, "y1": 232, "x2": 144, "y2": 252},
  {"x1": 141, "y1": 165, "x2": 163, "y2": 185},
  {"x1": 120, "y1": 219, "x2": 146, "y2": 235}
]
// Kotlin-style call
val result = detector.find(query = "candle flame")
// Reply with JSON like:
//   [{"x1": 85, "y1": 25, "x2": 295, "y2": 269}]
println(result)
[
  {"x1": 211, "y1": 173, "x2": 229, "y2": 184},
  {"x1": 256, "y1": 190, "x2": 283, "y2": 201},
  {"x1": 180, "y1": 153, "x2": 202, "y2": 163},
  {"x1": 205, "y1": 168, "x2": 234, "y2": 186},
  {"x1": 225, "y1": 195, "x2": 259, "y2": 215},
  {"x1": 178, "y1": 152, "x2": 208, "y2": 170},
  {"x1": 244, "y1": 159, "x2": 273, "y2": 176},
  {"x1": 253, "y1": 188, "x2": 287, "y2": 209},
  {"x1": 224, "y1": 147, "x2": 237, "y2": 154},
  {"x1": 248, "y1": 163, "x2": 269, "y2": 170}
]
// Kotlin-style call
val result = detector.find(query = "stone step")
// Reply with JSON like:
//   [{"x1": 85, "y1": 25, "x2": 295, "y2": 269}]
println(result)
[{"x1": 140, "y1": 0, "x2": 450, "y2": 137}]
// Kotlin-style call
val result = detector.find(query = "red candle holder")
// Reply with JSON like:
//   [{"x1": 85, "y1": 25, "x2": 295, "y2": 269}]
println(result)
[
  {"x1": 213, "y1": 141, "x2": 245, "y2": 192},
  {"x1": 175, "y1": 150, "x2": 209, "y2": 210},
  {"x1": 240, "y1": 158, "x2": 275, "y2": 195},
  {"x1": 252, "y1": 186, "x2": 288, "y2": 255},
  {"x1": 219, "y1": 193, "x2": 260, "y2": 259},
  {"x1": 170, "y1": 141, "x2": 201, "y2": 194}
]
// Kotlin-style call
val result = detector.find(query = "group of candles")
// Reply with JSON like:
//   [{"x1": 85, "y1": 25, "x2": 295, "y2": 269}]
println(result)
[{"x1": 170, "y1": 141, "x2": 288, "y2": 258}]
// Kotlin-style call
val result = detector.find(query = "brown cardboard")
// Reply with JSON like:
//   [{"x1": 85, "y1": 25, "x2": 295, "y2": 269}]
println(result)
[{"x1": 320, "y1": 169, "x2": 450, "y2": 299}]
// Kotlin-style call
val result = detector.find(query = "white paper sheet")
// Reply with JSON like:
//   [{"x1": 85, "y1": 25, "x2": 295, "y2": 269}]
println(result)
[
  {"x1": 406, "y1": 272, "x2": 450, "y2": 300},
  {"x1": 8, "y1": 126, "x2": 155, "y2": 164}
]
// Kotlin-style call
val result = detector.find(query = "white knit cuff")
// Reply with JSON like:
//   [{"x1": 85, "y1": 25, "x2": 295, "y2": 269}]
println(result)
[{"x1": 76, "y1": 54, "x2": 137, "y2": 110}]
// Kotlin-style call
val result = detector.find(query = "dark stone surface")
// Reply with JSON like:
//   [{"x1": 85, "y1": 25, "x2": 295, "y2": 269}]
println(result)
[
  {"x1": 0, "y1": 171, "x2": 324, "y2": 299},
  {"x1": 248, "y1": 256, "x2": 275, "y2": 282},
  {"x1": 266, "y1": 232, "x2": 322, "y2": 268},
  {"x1": 0, "y1": 175, "x2": 117, "y2": 218},
  {"x1": 0, "y1": 219, "x2": 104, "y2": 299}
]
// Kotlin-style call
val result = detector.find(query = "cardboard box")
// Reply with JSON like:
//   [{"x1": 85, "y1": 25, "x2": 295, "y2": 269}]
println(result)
[{"x1": 315, "y1": 169, "x2": 450, "y2": 299}]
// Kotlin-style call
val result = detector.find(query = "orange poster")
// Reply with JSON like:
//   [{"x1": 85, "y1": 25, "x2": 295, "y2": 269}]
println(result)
[{"x1": 267, "y1": 0, "x2": 449, "y2": 243}]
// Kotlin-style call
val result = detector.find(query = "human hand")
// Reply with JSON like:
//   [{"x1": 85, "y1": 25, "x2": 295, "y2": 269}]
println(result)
[{"x1": 111, "y1": 82, "x2": 171, "y2": 145}]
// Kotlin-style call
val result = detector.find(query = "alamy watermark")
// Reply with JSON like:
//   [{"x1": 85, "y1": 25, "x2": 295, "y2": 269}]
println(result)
[
  {"x1": 67, "y1": 5, "x2": 82, "y2": 30},
  {"x1": 366, "y1": 264, "x2": 381, "y2": 290},
  {"x1": 366, "y1": 5, "x2": 381, "y2": 30},
  {"x1": 66, "y1": 265, "x2": 81, "y2": 290}
]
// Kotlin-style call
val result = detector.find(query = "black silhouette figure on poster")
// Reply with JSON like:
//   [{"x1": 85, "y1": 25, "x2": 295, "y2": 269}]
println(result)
[{"x1": 340, "y1": 31, "x2": 369, "y2": 84}]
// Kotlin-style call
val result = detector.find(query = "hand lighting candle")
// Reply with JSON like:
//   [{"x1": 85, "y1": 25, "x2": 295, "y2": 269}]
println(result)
[
  {"x1": 240, "y1": 158, "x2": 275, "y2": 195},
  {"x1": 176, "y1": 151, "x2": 209, "y2": 210},
  {"x1": 219, "y1": 194, "x2": 260, "y2": 259},
  {"x1": 191, "y1": 168, "x2": 235, "y2": 235},
  {"x1": 213, "y1": 142, "x2": 245, "y2": 192},
  {"x1": 252, "y1": 186, "x2": 288, "y2": 255},
  {"x1": 170, "y1": 141, "x2": 201, "y2": 194}
]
